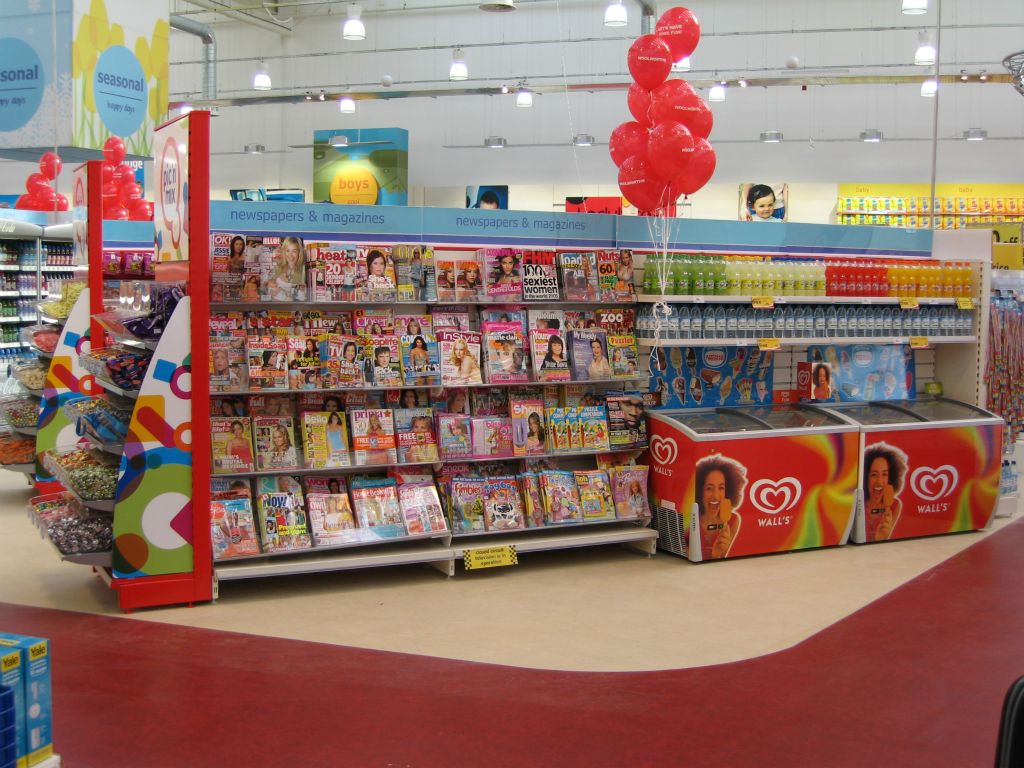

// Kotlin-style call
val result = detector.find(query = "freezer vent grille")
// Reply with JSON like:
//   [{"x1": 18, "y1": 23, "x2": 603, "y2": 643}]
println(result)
[{"x1": 654, "y1": 504, "x2": 687, "y2": 556}]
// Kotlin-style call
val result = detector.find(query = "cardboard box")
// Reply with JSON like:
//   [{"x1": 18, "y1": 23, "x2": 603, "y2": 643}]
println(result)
[{"x1": 0, "y1": 634, "x2": 52, "y2": 767}]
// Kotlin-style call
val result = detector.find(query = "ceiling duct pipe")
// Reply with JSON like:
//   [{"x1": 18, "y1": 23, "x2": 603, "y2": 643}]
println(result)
[
  {"x1": 170, "y1": 14, "x2": 217, "y2": 100},
  {"x1": 634, "y1": 0, "x2": 657, "y2": 34}
]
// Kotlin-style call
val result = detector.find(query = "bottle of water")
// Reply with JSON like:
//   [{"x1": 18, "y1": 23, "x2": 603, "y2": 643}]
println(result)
[
  {"x1": 676, "y1": 305, "x2": 691, "y2": 340},
  {"x1": 691, "y1": 306, "x2": 704, "y2": 339},
  {"x1": 813, "y1": 306, "x2": 827, "y2": 338},
  {"x1": 826, "y1": 306, "x2": 839, "y2": 338},
  {"x1": 714, "y1": 306, "x2": 727, "y2": 339},
  {"x1": 726, "y1": 306, "x2": 738, "y2": 338}
]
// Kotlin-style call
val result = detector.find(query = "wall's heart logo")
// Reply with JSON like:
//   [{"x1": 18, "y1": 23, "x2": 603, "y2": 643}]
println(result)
[
  {"x1": 749, "y1": 477, "x2": 803, "y2": 515},
  {"x1": 910, "y1": 465, "x2": 959, "y2": 502},
  {"x1": 650, "y1": 435, "x2": 678, "y2": 466},
  {"x1": 797, "y1": 369, "x2": 810, "y2": 388}
]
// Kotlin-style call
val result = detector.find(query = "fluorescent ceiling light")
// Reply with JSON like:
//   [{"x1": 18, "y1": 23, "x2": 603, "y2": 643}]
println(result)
[
  {"x1": 330, "y1": 135, "x2": 349, "y2": 148},
  {"x1": 573, "y1": 134, "x2": 595, "y2": 146},
  {"x1": 515, "y1": 87, "x2": 533, "y2": 108},
  {"x1": 252, "y1": 60, "x2": 271, "y2": 91},
  {"x1": 449, "y1": 48, "x2": 468, "y2": 81},
  {"x1": 737, "y1": 79, "x2": 748, "y2": 88},
  {"x1": 245, "y1": 144, "x2": 265, "y2": 154},
  {"x1": 604, "y1": 0, "x2": 627, "y2": 27},
  {"x1": 963, "y1": 128, "x2": 987, "y2": 141},
  {"x1": 178, "y1": 104, "x2": 193, "y2": 115},
  {"x1": 708, "y1": 83, "x2": 726, "y2": 102},
  {"x1": 921, "y1": 78, "x2": 938, "y2": 97},
  {"x1": 343, "y1": 4, "x2": 365, "y2": 40},
  {"x1": 760, "y1": 130, "x2": 783, "y2": 143},
  {"x1": 339, "y1": 96, "x2": 356, "y2": 114},
  {"x1": 902, "y1": 0, "x2": 928, "y2": 13},
  {"x1": 915, "y1": 31, "x2": 936, "y2": 66},
  {"x1": 860, "y1": 129, "x2": 883, "y2": 142},
  {"x1": 484, "y1": 136, "x2": 507, "y2": 148},
  {"x1": 672, "y1": 56, "x2": 691, "y2": 73},
  {"x1": 480, "y1": 0, "x2": 515, "y2": 10}
]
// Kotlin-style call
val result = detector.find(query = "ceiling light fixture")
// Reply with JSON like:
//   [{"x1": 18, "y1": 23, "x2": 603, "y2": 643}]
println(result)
[
  {"x1": 252, "y1": 60, "x2": 271, "y2": 91},
  {"x1": 479, "y1": 0, "x2": 515, "y2": 10},
  {"x1": 921, "y1": 78, "x2": 938, "y2": 97},
  {"x1": 515, "y1": 85, "x2": 533, "y2": 108},
  {"x1": 979, "y1": 71, "x2": 988, "y2": 81},
  {"x1": 572, "y1": 133, "x2": 595, "y2": 146},
  {"x1": 915, "y1": 30, "x2": 936, "y2": 66},
  {"x1": 860, "y1": 129, "x2": 883, "y2": 142},
  {"x1": 318, "y1": 90, "x2": 326, "y2": 101},
  {"x1": 963, "y1": 128, "x2": 987, "y2": 141},
  {"x1": 960, "y1": 71, "x2": 969, "y2": 81},
  {"x1": 708, "y1": 83, "x2": 726, "y2": 102},
  {"x1": 760, "y1": 130, "x2": 783, "y2": 143},
  {"x1": 339, "y1": 95, "x2": 356, "y2": 114},
  {"x1": 330, "y1": 135, "x2": 349, "y2": 148},
  {"x1": 737, "y1": 79, "x2": 748, "y2": 88},
  {"x1": 902, "y1": 0, "x2": 928, "y2": 14},
  {"x1": 244, "y1": 143, "x2": 265, "y2": 154},
  {"x1": 449, "y1": 48, "x2": 468, "y2": 81},
  {"x1": 343, "y1": 4, "x2": 366, "y2": 40},
  {"x1": 484, "y1": 136, "x2": 507, "y2": 149},
  {"x1": 672, "y1": 56, "x2": 691, "y2": 73},
  {"x1": 179, "y1": 104, "x2": 193, "y2": 115},
  {"x1": 604, "y1": 0, "x2": 627, "y2": 27}
]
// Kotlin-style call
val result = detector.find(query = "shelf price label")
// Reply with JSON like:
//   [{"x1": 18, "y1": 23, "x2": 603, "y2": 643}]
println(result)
[
  {"x1": 463, "y1": 545, "x2": 518, "y2": 571},
  {"x1": 751, "y1": 296, "x2": 775, "y2": 310},
  {"x1": 899, "y1": 297, "x2": 920, "y2": 310},
  {"x1": 757, "y1": 337, "x2": 782, "y2": 351},
  {"x1": 956, "y1": 297, "x2": 975, "y2": 310},
  {"x1": 909, "y1": 336, "x2": 930, "y2": 349}
]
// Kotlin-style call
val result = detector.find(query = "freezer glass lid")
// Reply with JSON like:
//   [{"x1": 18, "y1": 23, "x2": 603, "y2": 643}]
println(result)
[
  {"x1": 743, "y1": 405, "x2": 845, "y2": 429},
  {"x1": 886, "y1": 398, "x2": 990, "y2": 422},
  {"x1": 673, "y1": 410, "x2": 772, "y2": 434},
  {"x1": 827, "y1": 403, "x2": 922, "y2": 425}
]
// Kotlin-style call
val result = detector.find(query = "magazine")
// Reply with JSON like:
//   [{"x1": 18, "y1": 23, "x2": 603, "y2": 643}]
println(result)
[
  {"x1": 319, "y1": 333, "x2": 365, "y2": 388},
  {"x1": 260, "y1": 236, "x2": 307, "y2": 302},
  {"x1": 357, "y1": 246, "x2": 397, "y2": 302},
  {"x1": 469, "y1": 387, "x2": 509, "y2": 417},
  {"x1": 210, "y1": 496, "x2": 261, "y2": 560},
  {"x1": 481, "y1": 306, "x2": 527, "y2": 333},
  {"x1": 306, "y1": 493, "x2": 359, "y2": 546},
  {"x1": 308, "y1": 243, "x2": 358, "y2": 302},
  {"x1": 450, "y1": 476, "x2": 487, "y2": 532},
  {"x1": 483, "y1": 248, "x2": 524, "y2": 302},
  {"x1": 569, "y1": 329, "x2": 611, "y2": 381},
  {"x1": 210, "y1": 334, "x2": 248, "y2": 393},
  {"x1": 247, "y1": 393, "x2": 296, "y2": 417},
  {"x1": 606, "y1": 394, "x2": 648, "y2": 449},
  {"x1": 286, "y1": 336, "x2": 321, "y2": 390},
  {"x1": 483, "y1": 475, "x2": 526, "y2": 531},
  {"x1": 436, "y1": 387, "x2": 471, "y2": 415},
  {"x1": 563, "y1": 311, "x2": 596, "y2": 332},
  {"x1": 253, "y1": 416, "x2": 300, "y2": 471},
  {"x1": 366, "y1": 335, "x2": 403, "y2": 387},
  {"x1": 545, "y1": 407, "x2": 571, "y2": 452},
  {"x1": 455, "y1": 257, "x2": 485, "y2": 302},
  {"x1": 302, "y1": 309, "x2": 352, "y2": 337},
  {"x1": 304, "y1": 475, "x2": 349, "y2": 496},
  {"x1": 595, "y1": 307, "x2": 636, "y2": 336},
  {"x1": 608, "y1": 334, "x2": 640, "y2": 380},
  {"x1": 540, "y1": 470, "x2": 583, "y2": 524},
  {"x1": 437, "y1": 413, "x2": 473, "y2": 459},
  {"x1": 518, "y1": 472, "x2": 546, "y2": 528},
  {"x1": 471, "y1": 417, "x2": 513, "y2": 458},
  {"x1": 239, "y1": 235, "x2": 263, "y2": 302},
  {"x1": 596, "y1": 249, "x2": 635, "y2": 302},
  {"x1": 211, "y1": 417, "x2": 255, "y2": 474},
  {"x1": 398, "y1": 481, "x2": 449, "y2": 535},
  {"x1": 559, "y1": 252, "x2": 597, "y2": 301},
  {"x1": 509, "y1": 390, "x2": 546, "y2": 457},
  {"x1": 349, "y1": 408, "x2": 398, "y2": 465},
  {"x1": 246, "y1": 336, "x2": 288, "y2": 390},
  {"x1": 395, "y1": 314, "x2": 433, "y2": 337},
  {"x1": 256, "y1": 487, "x2": 312, "y2": 552},
  {"x1": 350, "y1": 477, "x2": 406, "y2": 538},
  {"x1": 482, "y1": 322, "x2": 529, "y2": 384},
  {"x1": 611, "y1": 465, "x2": 650, "y2": 519},
  {"x1": 431, "y1": 305, "x2": 472, "y2": 332},
  {"x1": 399, "y1": 333, "x2": 441, "y2": 386},
  {"x1": 575, "y1": 469, "x2": 614, "y2": 521},
  {"x1": 353, "y1": 308, "x2": 394, "y2": 336},
  {"x1": 210, "y1": 232, "x2": 245, "y2": 301},
  {"x1": 579, "y1": 405, "x2": 611, "y2": 451},
  {"x1": 211, "y1": 477, "x2": 252, "y2": 500},
  {"x1": 393, "y1": 245, "x2": 422, "y2": 302},
  {"x1": 301, "y1": 411, "x2": 351, "y2": 469},
  {"x1": 394, "y1": 407, "x2": 440, "y2": 463},
  {"x1": 435, "y1": 257, "x2": 457, "y2": 302},
  {"x1": 530, "y1": 328, "x2": 571, "y2": 382},
  {"x1": 438, "y1": 330, "x2": 483, "y2": 386},
  {"x1": 522, "y1": 250, "x2": 560, "y2": 301},
  {"x1": 527, "y1": 309, "x2": 565, "y2": 333}
]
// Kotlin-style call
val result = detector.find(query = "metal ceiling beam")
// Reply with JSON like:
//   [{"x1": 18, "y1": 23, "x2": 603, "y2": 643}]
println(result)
[{"x1": 182, "y1": 0, "x2": 293, "y2": 33}]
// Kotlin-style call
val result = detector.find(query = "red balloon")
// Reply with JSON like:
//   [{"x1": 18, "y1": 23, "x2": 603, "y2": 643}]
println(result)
[
  {"x1": 648, "y1": 121, "x2": 695, "y2": 181},
  {"x1": 627, "y1": 83, "x2": 653, "y2": 127},
  {"x1": 128, "y1": 199, "x2": 153, "y2": 221},
  {"x1": 103, "y1": 201, "x2": 129, "y2": 220},
  {"x1": 649, "y1": 79, "x2": 699, "y2": 123},
  {"x1": 25, "y1": 172, "x2": 49, "y2": 194},
  {"x1": 687, "y1": 99, "x2": 713, "y2": 139},
  {"x1": 118, "y1": 182, "x2": 143, "y2": 206},
  {"x1": 608, "y1": 121, "x2": 650, "y2": 168},
  {"x1": 103, "y1": 136, "x2": 127, "y2": 166},
  {"x1": 54, "y1": 193, "x2": 69, "y2": 212},
  {"x1": 38, "y1": 151, "x2": 62, "y2": 180},
  {"x1": 35, "y1": 186, "x2": 57, "y2": 205},
  {"x1": 673, "y1": 137, "x2": 716, "y2": 196},
  {"x1": 656, "y1": 7, "x2": 701, "y2": 62},
  {"x1": 113, "y1": 163, "x2": 136, "y2": 187},
  {"x1": 101, "y1": 162, "x2": 115, "y2": 185},
  {"x1": 627, "y1": 34, "x2": 673, "y2": 91},
  {"x1": 618, "y1": 155, "x2": 669, "y2": 213},
  {"x1": 14, "y1": 194, "x2": 32, "y2": 210}
]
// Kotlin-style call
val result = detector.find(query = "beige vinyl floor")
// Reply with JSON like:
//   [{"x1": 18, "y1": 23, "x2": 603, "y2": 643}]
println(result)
[{"x1": 3, "y1": 470, "x2": 1016, "y2": 672}]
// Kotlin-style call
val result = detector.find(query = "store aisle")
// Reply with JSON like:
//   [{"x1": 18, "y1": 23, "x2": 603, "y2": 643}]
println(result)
[{"x1": 1, "y1": 516, "x2": 1022, "y2": 767}]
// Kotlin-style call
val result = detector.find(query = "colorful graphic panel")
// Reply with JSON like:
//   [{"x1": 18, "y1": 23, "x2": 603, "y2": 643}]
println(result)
[
  {"x1": 649, "y1": 346, "x2": 774, "y2": 409},
  {"x1": 312, "y1": 128, "x2": 408, "y2": 206},
  {"x1": 805, "y1": 344, "x2": 915, "y2": 402}
]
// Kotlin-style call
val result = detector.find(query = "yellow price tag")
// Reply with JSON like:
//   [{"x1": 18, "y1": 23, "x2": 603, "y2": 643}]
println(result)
[
  {"x1": 463, "y1": 545, "x2": 518, "y2": 571},
  {"x1": 899, "y1": 297, "x2": 919, "y2": 310},
  {"x1": 956, "y1": 297, "x2": 975, "y2": 310},
  {"x1": 757, "y1": 337, "x2": 782, "y2": 351},
  {"x1": 751, "y1": 296, "x2": 775, "y2": 310},
  {"x1": 909, "y1": 336, "x2": 929, "y2": 349}
]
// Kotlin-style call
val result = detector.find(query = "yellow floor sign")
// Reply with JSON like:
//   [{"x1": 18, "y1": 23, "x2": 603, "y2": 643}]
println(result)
[{"x1": 463, "y1": 545, "x2": 518, "y2": 570}]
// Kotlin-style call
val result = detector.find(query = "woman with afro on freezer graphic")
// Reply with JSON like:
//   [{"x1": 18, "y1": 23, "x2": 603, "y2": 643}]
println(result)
[
  {"x1": 862, "y1": 442, "x2": 907, "y2": 541},
  {"x1": 694, "y1": 454, "x2": 748, "y2": 559}
]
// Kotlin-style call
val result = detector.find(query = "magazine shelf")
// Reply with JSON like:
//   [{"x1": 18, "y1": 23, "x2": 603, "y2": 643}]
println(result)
[
  {"x1": 449, "y1": 520, "x2": 657, "y2": 558},
  {"x1": 211, "y1": 299, "x2": 636, "y2": 312},
  {"x1": 219, "y1": 528, "x2": 451, "y2": 565},
  {"x1": 638, "y1": 335, "x2": 975, "y2": 348},
  {"x1": 451, "y1": 514, "x2": 651, "y2": 540}
]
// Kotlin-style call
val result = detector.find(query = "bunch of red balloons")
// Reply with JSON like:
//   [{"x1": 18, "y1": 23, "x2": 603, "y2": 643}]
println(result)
[
  {"x1": 98, "y1": 137, "x2": 153, "y2": 222},
  {"x1": 611, "y1": 6, "x2": 717, "y2": 214},
  {"x1": 14, "y1": 152, "x2": 68, "y2": 211}
]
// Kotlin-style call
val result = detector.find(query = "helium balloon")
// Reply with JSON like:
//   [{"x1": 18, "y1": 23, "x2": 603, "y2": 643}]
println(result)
[
  {"x1": 113, "y1": 163, "x2": 136, "y2": 188},
  {"x1": 54, "y1": 193, "x2": 69, "y2": 212},
  {"x1": 118, "y1": 182, "x2": 143, "y2": 207},
  {"x1": 101, "y1": 162, "x2": 115, "y2": 185},
  {"x1": 103, "y1": 201, "x2": 129, "y2": 220},
  {"x1": 673, "y1": 137, "x2": 716, "y2": 196},
  {"x1": 627, "y1": 34, "x2": 673, "y2": 91},
  {"x1": 648, "y1": 121, "x2": 695, "y2": 181},
  {"x1": 655, "y1": 7, "x2": 701, "y2": 62},
  {"x1": 38, "y1": 151, "x2": 62, "y2": 180},
  {"x1": 686, "y1": 99, "x2": 713, "y2": 140},
  {"x1": 35, "y1": 186, "x2": 57, "y2": 205},
  {"x1": 128, "y1": 199, "x2": 153, "y2": 221},
  {"x1": 608, "y1": 121, "x2": 650, "y2": 168},
  {"x1": 103, "y1": 136, "x2": 127, "y2": 166},
  {"x1": 627, "y1": 83, "x2": 653, "y2": 127},
  {"x1": 649, "y1": 79, "x2": 700, "y2": 125},
  {"x1": 618, "y1": 155, "x2": 669, "y2": 213},
  {"x1": 14, "y1": 194, "x2": 32, "y2": 210},
  {"x1": 25, "y1": 173, "x2": 49, "y2": 194}
]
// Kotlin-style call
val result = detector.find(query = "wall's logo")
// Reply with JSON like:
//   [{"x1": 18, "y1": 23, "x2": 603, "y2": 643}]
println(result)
[
  {"x1": 650, "y1": 435, "x2": 678, "y2": 465},
  {"x1": 797, "y1": 369, "x2": 810, "y2": 388},
  {"x1": 749, "y1": 477, "x2": 803, "y2": 515},
  {"x1": 910, "y1": 465, "x2": 959, "y2": 502}
]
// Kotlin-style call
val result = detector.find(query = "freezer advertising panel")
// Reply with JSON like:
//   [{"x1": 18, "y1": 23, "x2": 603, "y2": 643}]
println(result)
[
  {"x1": 856, "y1": 423, "x2": 1001, "y2": 543},
  {"x1": 649, "y1": 346, "x2": 774, "y2": 409},
  {"x1": 649, "y1": 418, "x2": 858, "y2": 561},
  {"x1": 804, "y1": 344, "x2": 915, "y2": 403}
]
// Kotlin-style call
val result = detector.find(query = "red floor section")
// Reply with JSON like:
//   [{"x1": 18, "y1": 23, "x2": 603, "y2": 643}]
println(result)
[{"x1": 3, "y1": 520, "x2": 1023, "y2": 767}]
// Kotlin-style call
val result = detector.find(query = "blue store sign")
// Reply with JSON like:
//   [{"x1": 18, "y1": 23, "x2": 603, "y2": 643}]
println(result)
[
  {"x1": 0, "y1": 37, "x2": 45, "y2": 131},
  {"x1": 93, "y1": 45, "x2": 147, "y2": 137}
]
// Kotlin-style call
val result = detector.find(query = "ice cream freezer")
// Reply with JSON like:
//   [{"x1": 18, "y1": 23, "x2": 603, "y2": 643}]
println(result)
[
  {"x1": 647, "y1": 404, "x2": 861, "y2": 562},
  {"x1": 816, "y1": 398, "x2": 1003, "y2": 543}
]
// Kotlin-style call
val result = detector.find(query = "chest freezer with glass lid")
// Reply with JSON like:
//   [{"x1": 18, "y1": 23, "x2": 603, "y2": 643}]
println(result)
[
  {"x1": 819, "y1": 398, "x2": 1003, "y2": 543},
  {"x1": 647, "y1": 404, "x2": 860, "y2": 562}
]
